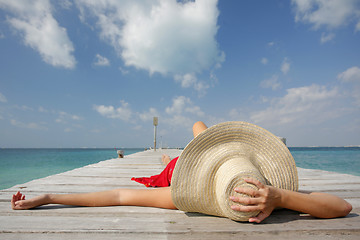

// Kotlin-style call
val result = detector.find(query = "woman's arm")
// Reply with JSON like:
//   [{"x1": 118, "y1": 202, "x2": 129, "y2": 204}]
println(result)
[
  {"x1": 12, "y1": 187, "x2": 176, "y2": 210},
  {"x1": 230, "y1": 178, "x2": 352, "y2": 223}
]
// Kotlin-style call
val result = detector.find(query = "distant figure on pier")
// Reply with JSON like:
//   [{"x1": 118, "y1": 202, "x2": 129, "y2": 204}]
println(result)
[{"x1": 12, "y1": 121, "x2": 352, "y2": 223}]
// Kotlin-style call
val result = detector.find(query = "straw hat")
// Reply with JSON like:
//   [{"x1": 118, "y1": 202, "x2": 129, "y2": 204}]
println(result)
[{"x1": 171, "y1": 121, "x2": 298, "y2": 221}]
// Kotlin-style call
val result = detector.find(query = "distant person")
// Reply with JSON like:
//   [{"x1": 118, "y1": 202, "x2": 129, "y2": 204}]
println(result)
[{"x1": 11, "y1": 121, "x2": 352, "y2": 223}]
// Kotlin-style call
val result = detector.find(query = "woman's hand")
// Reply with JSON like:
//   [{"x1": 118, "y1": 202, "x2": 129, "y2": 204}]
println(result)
[{"x1": 230, "y1": 178, "x2": 282, "y2": 223}]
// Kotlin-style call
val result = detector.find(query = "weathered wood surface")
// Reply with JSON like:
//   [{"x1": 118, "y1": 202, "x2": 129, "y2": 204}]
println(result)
[{"x1": 0, "y1": 149, "x2": 359, "y2": 239}]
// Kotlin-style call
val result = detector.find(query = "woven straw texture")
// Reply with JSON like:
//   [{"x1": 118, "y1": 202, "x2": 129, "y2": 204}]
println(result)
[{"x1": 171, "y1": 121, "x2": 298, "y2": 221}]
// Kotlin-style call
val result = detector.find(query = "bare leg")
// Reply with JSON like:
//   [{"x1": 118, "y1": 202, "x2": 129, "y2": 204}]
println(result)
[
  {"x1": 11, "y1": 122, "x2": 209, "y2": 211},
  {"x1": 161, "y1": 154, "x2": 171, "y2": 165},
  {"x1": 12, "y1": 187, "x2": 176, "y2": 210},
  {"x1": 160, "y1": 121, "x2": 207, "y2": 165},
  {"x1": 192, "y1": 121, "x2": 208, "y2": 138}
]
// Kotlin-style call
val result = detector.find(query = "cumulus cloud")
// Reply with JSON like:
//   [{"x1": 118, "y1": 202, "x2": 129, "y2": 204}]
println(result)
[
  {"x1": 0, "y1": 92, "x2": 7, "y2": 103},
  {"x1": 162, "y1": 96, "x2": 204, "y2": 132},
  {"x1": 138, "y1": 107, "x2": 159, "y2": 122},
  {"x1": 93, "y1": 54, "x2": 110, "y2": 66},
  {"x1": 292, "y1": 0, "x2": 360, "y2": 42},
  {"x1": 338, "y1": 66, "x2": 360, "y2": 106},
  {"x1": 94, "y1": 95, "x2": 205, "y2": 137},
  {"x1": 0, "y1": 0, "x2": 76, "y2": 69},
  {"x1": 93, "y1": 100, "x2": 133, "y2": 122},
  {"x1": 251, "y1": 84, "x2": 339, "y2": 126},
  {"x1": 281, "y1": 57, "x2": 290, "y2": 75},
  {"x1": 76, "y1": 0, "x2": 223, "y2": 93},
  {"x1": 165, "y1": 96, "x2": 204, "y2": 117},
  {"x1": 174, "y1": 73, "x2": 209, "y2": 97},
  {"x1": 338, "y1": 66, "x2": 360, "y2": 82},
  {"x1": 260, "y1": 75, "x2": 281, "y2": 90},
  {"x1": 292, "y1": 0, "x2": 360, "y2": 29},
  {"x1": 57, "y1": 0, "x2": 73, "y2": 10}
]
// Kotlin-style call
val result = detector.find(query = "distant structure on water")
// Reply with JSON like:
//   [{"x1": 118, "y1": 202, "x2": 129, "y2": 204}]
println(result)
[{"x1": 278, "y1": 137, "x2": 286, "y2": 145}]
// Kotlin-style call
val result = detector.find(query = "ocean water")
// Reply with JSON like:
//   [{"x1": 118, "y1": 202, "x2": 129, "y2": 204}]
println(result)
[
  {"x1": 289, "y1": 147, "x2": 360, "y2": 177},
  {"x1": 0, "y1": 147, "x2": 359, "y2": 190},
  {"x1": 0, "y1": 148, "x2": 144, "y2": 190}
]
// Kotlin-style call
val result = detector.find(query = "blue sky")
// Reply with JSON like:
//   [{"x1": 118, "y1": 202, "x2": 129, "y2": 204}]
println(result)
[{"x1": 0, "y1": 0, "x2": 359, "y2": 148}]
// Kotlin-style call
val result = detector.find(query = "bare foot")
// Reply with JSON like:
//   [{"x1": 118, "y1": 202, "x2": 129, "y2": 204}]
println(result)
[
  {"x1": 161, "y1": 154, "x2": 171, "y2": 165},
  {"x1": 11, "y1": 192, "x2": 48, "y2": 210}
]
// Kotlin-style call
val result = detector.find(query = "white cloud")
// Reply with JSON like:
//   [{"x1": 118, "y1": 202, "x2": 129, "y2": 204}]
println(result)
[
  {"x1": 261, "y1": 57, "x2": 268, "y2": 65},
  {"x1": 292, "y1": 0, "x2": 360, "y2": 30},
  {"x1": 165, "y1": 96, "x2": 204, "y2": 117},
  {"x1": 0, "y1": 0, "x2": 76, "y2": 69},
  {"x1": 174, "y1": 73, "x2": 209, "y2": 96},
  {"x1": 55, "y1": 111, "x2": 82, "y2": 124},
  {"x1": 163, "y1": 95, "x2": 205, "y2": 131},
  {"x1": 260, "y1": 75, "x2": 281, "y2": 90},
  {"x1": 94, "y1": 54, "x2": 110, "y2": 66},
  {"x1": 251, "y1": 84, "x2": 339, "y2": 126},
  {"x1": 138, "y1": 107, "x2": 159, "y2": 122},
  {"x1": 281, "y1": 57, "x2": 290, "y2": 75},
  {"x1": 268, "y1": 42, "x2": 275, "y2": 47},
  {"x1": 356, "y1": 21, "x2": 360, "y2": 32},
  {"x1": 338, "y1": 66, "x2": 360, "y2": 106},
  {"x1": 58, "y1": 0, "x2": 73, "y2": 10},
  {"x1": 10, "y1": 119, "x2": 47, "y2": 130},
  {"x1": 93, "y1": 96, "x2": 204, "y2": 136},
  {"x1": 119, "y1": 66, "x2": 129, "y2": 75},
  {"x1": 292, "y1": 0, "x2": 360, "y2": 42},
  {"x1": 93, "y1": 100, "x2": 133, "y2": 122},
  {"x1": 337, "y1": 66, "x2": 360, "y2": 82},
  {"x1": 76, "y1": 0, "x2": 223, "y2": 93},
  {"x1": 320, "y1": 32, "x2": 335, "y2": 43},
  {"x1": 38, "y1": 106, "x2": 48, "y2": 113},
  {"x1": 174, "y1": 73, "x2": 197, "y2": 88},
  {"x1": 0, "y1": 92, "x2": 7, "y2": 103}
]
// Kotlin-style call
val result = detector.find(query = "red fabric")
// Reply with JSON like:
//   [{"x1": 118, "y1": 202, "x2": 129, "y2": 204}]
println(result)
[{"x1": 131, "y1": 157, "x2": 179, "y2": 187}]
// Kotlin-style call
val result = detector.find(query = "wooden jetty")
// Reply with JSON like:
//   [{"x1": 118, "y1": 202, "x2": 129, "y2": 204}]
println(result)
[{"x1": 0, "y1": 149, "x2": 359, "y2": 239}]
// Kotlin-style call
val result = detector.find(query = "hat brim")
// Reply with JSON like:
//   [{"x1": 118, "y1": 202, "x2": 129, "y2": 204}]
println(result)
[{"x1": 171, "y1": 121, "x2": 298, "y2": 221}]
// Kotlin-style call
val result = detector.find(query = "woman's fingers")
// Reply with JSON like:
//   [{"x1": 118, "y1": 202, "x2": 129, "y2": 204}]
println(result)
[
  {"x1": 234, "y1": 187, "x2": 259, "y2": 197},
  {"x1": 13, "y1": 192, "x2": 21, "y2": 201},
  {"x1": 230, "y1": 204, "x2": 261, "y2": 212},
  {"x1": 230, "y1": 194, "x2": 263, "y2": 213},
  {"x1": 248, "y1": 211, "x2": 271, "y2": 223},
  {"x1": 230, "y1": 178, "x2": 277, "y2": 223},
  {"x1": 244, "y1": 178, "x2": 265, "y2": 189},
  {"x1": 230, "y1": 195, "x2": 259, "y2": 205},
  {"x1": 12, "y1": 192, "x2": 25, "y2": 204}
]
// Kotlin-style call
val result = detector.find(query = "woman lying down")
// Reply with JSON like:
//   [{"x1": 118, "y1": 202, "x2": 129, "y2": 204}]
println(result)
[{"x1": 12, "y1": 121, "x2": 352, "y2": 223}]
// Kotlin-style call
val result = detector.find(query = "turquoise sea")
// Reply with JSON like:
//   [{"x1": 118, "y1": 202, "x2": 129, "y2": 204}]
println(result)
[
  {"x1": 0, "y1": 148, "x2": 144, "y2": 190},
  {"x1": 0, "y1": 147, "x2": 359, "y2": 190}
]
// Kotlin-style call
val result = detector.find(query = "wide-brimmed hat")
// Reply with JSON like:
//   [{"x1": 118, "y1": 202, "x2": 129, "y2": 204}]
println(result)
[{"x1": 171, "y1": 121, "x2": 298, "y2": 221}]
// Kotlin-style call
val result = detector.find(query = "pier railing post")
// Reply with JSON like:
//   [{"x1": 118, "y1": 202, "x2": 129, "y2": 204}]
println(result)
[{"x1": 153, "y1": 117, "x2": 158, "y2": 151}]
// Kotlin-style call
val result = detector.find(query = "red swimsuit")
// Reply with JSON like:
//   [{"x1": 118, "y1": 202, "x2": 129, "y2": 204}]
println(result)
[{"x1": 131, "y1": 157, "x2": 179, "y2": 187}]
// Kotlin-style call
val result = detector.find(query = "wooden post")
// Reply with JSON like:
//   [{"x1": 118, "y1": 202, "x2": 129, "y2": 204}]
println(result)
[{"x1": 153, "y1": 117, "x2": 158, "y2": 151}]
